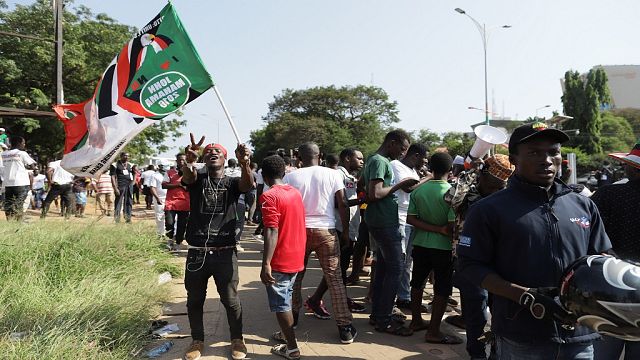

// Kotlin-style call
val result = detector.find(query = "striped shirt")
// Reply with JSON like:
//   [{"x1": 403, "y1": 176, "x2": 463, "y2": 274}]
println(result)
[{"x1": 94, "y1": 174, "x2": 114, "y2": 194}]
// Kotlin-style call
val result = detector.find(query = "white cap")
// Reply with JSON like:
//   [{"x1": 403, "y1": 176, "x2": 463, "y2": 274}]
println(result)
[{"x1": 0, "y1": 128, "x2": 5, "y2": 132}]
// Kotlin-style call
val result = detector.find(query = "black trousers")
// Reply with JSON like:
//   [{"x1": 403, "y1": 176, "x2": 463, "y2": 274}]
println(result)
[
  {"x1": 235, "y1": 203, "x2": 246, "y2": 243},
  {"x1": 165, "y1": 210, "x2": 189, "y2": 243},
  {"x1": 41, "y1": 183, "x2": 75, "y2": 219},
  {"x1": 114, "y1": 185, "x2": 133, "y2": 222},
  {"x1": 184, "y1": 248, "x2": 243, "y2": 341},
  {"x1": 4, "y1": 185, "x2": 30, "y2": 220}
]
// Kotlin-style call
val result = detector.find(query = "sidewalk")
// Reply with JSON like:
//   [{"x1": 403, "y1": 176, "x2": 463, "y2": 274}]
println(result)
[{"x1": 151, "y1": 225, "x2": 470, "y2": 360}]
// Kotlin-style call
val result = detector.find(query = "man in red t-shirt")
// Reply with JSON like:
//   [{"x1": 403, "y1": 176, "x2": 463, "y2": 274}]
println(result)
[
  {"x1": 162, "y1": 153, "x2": 191, "y2": 251},
  {"x1": 259, "y1": 155, "x2": 306, "y2": 360}
]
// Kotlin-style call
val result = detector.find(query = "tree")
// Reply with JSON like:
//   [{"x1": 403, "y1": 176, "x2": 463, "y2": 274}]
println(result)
[
  {"x1": 0, "y1": 0, "x2": 184, "y2": 165},
  {"x1": 599, "y1": 112, "x2": 635, "y2": 153},
  {"x1": 561, "y1": 67, "x2": 611, "y2": 154},
  {"x1": 250, "y1": 85, "x2": 400, "y2": 161},
  {"x1": 612, "y1": 108, "x2": 640, "y2": 138}
]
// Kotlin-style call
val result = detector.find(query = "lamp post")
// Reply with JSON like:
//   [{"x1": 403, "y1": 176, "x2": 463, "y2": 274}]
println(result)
[
  {"x1": 535, "y1": 104, "x2": 551, "y2": 118},
  {"x1": 455, "y1": 8, "x2": 510, "y2": 126}
]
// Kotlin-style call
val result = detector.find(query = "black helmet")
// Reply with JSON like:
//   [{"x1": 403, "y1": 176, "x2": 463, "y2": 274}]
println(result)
[{"x1": 559, "y1": 255, "x2": 640, "y2": 340}]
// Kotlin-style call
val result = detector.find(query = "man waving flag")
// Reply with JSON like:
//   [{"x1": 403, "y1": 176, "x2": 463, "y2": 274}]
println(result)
[{"x1": 54, "y1": 3, "x2": 213, "y2": 176}]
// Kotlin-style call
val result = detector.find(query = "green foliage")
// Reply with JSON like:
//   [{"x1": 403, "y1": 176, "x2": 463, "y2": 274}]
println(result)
[
  {"x1": 561, "y1": 67, "x2": 611, "y2": 154},
  {"x1": 611, "y1": 108, "x2": 640, "y2": 137},
  {"x1": 0, "y1": 0, "x2": 183, "y2": 164},
  {"x1": 599, "y1": 112, "x2": 635, "y2": 153},
  {"x1": 124, "y1": 116, "x2": 187, "y2": 165},
  {"x1": 250, "y1": 85, "x2": 399, "y2": 161},
  {"x1": 0, "y1": 221, "x2": 180, "y2": 359}
]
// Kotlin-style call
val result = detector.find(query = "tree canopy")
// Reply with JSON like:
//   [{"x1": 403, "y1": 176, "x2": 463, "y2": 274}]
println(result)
[
  {"x1": 250, "y1": 85, "x2": 400, "y2": 161},
  {"x1": 561, "y1": 67, "x2": 611, "y2": 154},
  {"x1": 0, "y1": 0, "x2": 184, "y2": 165}
]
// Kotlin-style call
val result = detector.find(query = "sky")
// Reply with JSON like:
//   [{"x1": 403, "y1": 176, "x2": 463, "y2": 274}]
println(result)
[{"x1": 7, "y1": 0, "x2": 640, "y2": 158}]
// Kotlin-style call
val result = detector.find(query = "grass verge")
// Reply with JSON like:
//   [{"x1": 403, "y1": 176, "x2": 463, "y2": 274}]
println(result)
[{"x1": 0, "y1": 220, "x2": 181, "y2": 359}]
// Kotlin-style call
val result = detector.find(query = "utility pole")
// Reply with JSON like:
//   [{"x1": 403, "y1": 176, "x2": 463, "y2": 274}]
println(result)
[{"x1": 54, "y1": 0, "x2": 64, "y2": 104}]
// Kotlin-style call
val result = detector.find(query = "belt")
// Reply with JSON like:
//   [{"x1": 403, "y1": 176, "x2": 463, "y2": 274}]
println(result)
[{"x1": 188, "y1": 245, "x2": 236, "y2": 252}]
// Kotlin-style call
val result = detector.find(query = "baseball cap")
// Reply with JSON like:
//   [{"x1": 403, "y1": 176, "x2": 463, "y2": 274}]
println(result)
[
  {"x1": 508, "y1": 121, "x2": 569, "y2": 153},
  {"x1": 0, "y1": 128, "x2": 5, "y2": 132}
]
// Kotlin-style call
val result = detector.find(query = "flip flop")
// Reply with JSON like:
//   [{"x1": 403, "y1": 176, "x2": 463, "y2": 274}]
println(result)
[
  {"x1": 425, "y1": 334, "x2": 464, "y2": 345},
  {"x1": 375, "y1": 324, "x2": 414, "y2": 336}
]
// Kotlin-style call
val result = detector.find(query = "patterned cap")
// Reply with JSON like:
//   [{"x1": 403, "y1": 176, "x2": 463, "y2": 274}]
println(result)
[{"x1": 484, "y1": 154, "x2": 514, "y2": 181}]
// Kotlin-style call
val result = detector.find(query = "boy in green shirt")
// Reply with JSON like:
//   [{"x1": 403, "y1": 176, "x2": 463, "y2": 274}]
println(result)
[{"x1": 407, "y1": 152, "x2": 462, "y2": 344}]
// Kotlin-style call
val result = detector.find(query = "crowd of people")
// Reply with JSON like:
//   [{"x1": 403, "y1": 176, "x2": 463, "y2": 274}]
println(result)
[{"x1": 0, "y1": 123, "x2": 639, "y2": 360}]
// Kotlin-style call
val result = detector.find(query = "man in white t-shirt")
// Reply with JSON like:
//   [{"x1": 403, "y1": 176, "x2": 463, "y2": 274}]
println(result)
[
  {"x1": 150, "y1": 162, "x2": 168, "y2": 236},
  {"x1": 284, "y1": 142, "x2": 358, "y2": 344},
  {"x1": 391, "y1": 143, "x2": 429, "y2": 309},
  {"x1": 31, "y1": 168, "x2": 47, "y2": 209},
  {"x1": 1, "y1": 136, "x2": 36, "y2": 221},
  {"x1": 306, "y1": 148, "x2": 367, "y2": 313},
  {"x1": 141, "y1": 165, "x2": 156, "y2": 209},
  {"x1": 41, "y1": 158, "x2": 76, "y2": 219}
]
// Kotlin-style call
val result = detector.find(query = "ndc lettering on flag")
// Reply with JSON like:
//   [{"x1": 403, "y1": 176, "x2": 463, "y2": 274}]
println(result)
[{"x1": 53, "y1": 3, "x2": 213, "y2": 177}]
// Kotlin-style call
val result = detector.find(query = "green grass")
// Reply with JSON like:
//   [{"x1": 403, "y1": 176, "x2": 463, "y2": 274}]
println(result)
[{"x1": 0, "y1": 221, "x2": 181, "y2": 359}]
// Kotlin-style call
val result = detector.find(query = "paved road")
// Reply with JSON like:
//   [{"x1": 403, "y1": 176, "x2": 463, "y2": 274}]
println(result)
[{"x1": 152, "y1": 224, "x2": 470, "y2": 360}]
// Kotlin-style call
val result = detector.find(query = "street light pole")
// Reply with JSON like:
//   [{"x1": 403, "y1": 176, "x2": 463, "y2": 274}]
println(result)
[
  {"x1": 455, "y1": 8, "x2": 510, "y2": 126},
  {"x1": 535, "y1": 104, "x2": 551, "y2": 118}
]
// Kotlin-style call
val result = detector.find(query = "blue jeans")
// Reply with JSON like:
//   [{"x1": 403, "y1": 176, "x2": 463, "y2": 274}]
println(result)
[
  {"x1": 397, "y1": 224, "x2": 414, "y2": 302},
  {"x1": 369, "y1": 225, "x2": 404, "y2": 328},
  {"x1": 266, "y1": 272, "x2": 297, "y2": 313},
  {"x1": 594, "y1": 335, "x2": 640, "y2": 360},
  {"x1": 454, "y1": 267, "x2": 489, "y2": 359},
  {"x1": 496, "y1": 336, "x2": 593, "y2": 360}
]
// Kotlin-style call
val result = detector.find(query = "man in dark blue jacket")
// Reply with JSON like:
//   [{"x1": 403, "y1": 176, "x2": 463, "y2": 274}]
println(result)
[{"x1": 458, "y1": 122, "x2": 611, "y2": 360}]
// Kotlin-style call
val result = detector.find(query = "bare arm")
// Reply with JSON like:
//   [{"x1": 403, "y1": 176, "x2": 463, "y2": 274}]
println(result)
[
  {"x1": 260, "y1": 227, "x2": 278, "y2": 284},
  {"x1": 367, "y1": 177, "x2": 418, "y2": 202},
  {"x1": 480, "y1": 273, "x2": 528, "y2": 303},
  {"x1": 235, "y1": 144, "x2": 254, "y2": 193},
  {"x1": 406, "y1": 214, "x2": 452, "y2": 236}
]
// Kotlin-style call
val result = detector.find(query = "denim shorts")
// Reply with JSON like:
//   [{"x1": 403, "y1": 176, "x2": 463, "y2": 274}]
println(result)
[
  {"x1": 75, "y1": 191, "x2": 87, "y2": 205},
  {"x1": 266, "y1": 271, "x2": 297, "y2": 313}
]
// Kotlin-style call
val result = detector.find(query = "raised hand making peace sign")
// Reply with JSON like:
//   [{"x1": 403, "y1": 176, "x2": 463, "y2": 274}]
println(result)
[{"x1": 185, "y1": 133, "x2": 206, "y2": 163}]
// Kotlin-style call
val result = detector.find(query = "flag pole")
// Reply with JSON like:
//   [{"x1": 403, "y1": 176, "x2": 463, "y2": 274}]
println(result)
[{"x1": 212, "y1": 85, "x2": 242, "y2": 144}]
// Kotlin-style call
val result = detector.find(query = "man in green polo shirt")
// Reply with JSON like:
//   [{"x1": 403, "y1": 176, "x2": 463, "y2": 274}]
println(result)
[{"x1": 407, "y1": 151, "x2": 462, "y2": 344}]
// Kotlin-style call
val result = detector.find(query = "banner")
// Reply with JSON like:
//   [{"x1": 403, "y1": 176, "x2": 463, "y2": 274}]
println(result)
[{"x1": 53, "y1": 3, "x2": 213, "y2": 176}]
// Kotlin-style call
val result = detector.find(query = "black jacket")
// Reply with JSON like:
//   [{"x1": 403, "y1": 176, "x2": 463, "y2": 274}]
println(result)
[{"x1": 458, "y1": 176, "x2": 611, "y2": 343}]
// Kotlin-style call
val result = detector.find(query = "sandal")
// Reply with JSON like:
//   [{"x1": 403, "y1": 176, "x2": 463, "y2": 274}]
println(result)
[
  {"x1": 271, "y1": 343, "x2": 301, "y2": 360},
  {"x1": 409, "y1": 321, "x2": 430, "y2": 331},
  {"x1": 375, "y1": 324, "x2": 414, "y2": 336},
  {"x1": 425, "y1": 334, "x2": 463, "y2": 345}
]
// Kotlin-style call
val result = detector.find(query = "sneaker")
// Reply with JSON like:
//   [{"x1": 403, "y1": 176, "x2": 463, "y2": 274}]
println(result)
[
  {"x1": 304, "y1": 297, "x2": 331, "y2": 320},
  {"x1": 236, "y1": 243, "x2": 245, "y2": 252},
  {"x1": 347, "y1": 298, "x2": 366, "y2": 313},
  {"x1": 231, "y1": 338, "x2": 247, "y2": 360},
  {"x1": 184, "y1": 340, "x2": 204, "y2": 360},
  {"x1": 338, "y1": 324, "x2": 358, "y2": 344},
  {"x1": 167, "y1": 239, "x2": 176, "y2": 251},
  {"x1": 448, "y1": 297, "x2": 459, "y2": 307}
]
